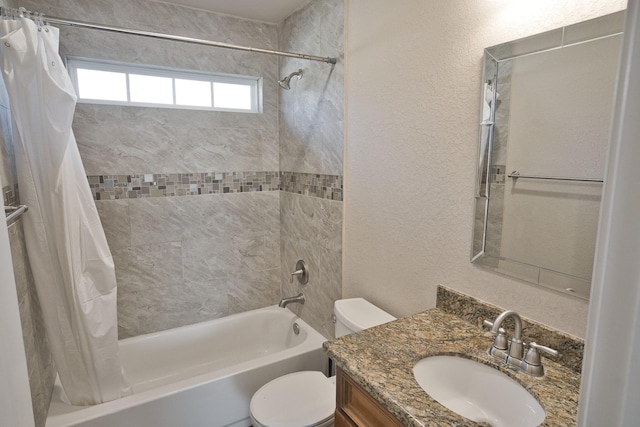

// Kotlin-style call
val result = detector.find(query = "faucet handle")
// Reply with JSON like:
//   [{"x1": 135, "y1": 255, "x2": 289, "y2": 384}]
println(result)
[
  {"x1": 483, "y1": 320, "x2": 508, "y2": 350},
  {"x1": 290, "y1": 269, "x2": 304, "y2": 283},
  {"x1": 524, "y1": 342, "x2": 559, "y2": 366},
  {"x1": 289, "y1": 260, "x2": 309, "y2": 284}
]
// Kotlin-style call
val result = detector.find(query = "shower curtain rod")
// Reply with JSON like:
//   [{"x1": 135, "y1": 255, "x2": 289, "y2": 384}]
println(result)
[{"x1": 0, "y1": 6, "x2": 337, "y2": 65}]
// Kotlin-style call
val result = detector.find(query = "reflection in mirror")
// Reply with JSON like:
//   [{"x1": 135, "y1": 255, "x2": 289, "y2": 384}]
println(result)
[{"x1": 471, "y1": 11, "x2": 625, "y2": 300}]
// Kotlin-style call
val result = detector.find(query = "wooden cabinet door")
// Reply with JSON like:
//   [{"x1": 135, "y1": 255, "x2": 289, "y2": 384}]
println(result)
[
  {"x1": 335, "y1": 368, "x2": 404, "y2": 427},
  {"x1": 335, "y1": 409, "x2": 356, "y2": 427}
]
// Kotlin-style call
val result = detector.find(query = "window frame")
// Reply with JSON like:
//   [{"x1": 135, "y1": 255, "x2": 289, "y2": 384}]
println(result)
[{"x1": 66, "y1": 57, "x2": 263, "y2": 113}]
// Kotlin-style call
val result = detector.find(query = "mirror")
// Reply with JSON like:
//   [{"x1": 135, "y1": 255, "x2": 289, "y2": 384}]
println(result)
[{"x1": 471, "y1": 11, "x2": 625, "y2": 300}]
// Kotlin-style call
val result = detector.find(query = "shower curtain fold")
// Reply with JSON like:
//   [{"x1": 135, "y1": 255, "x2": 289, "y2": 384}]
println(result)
[{"x1": 0, "y1": 18, "x2": 129, "y2": 405}]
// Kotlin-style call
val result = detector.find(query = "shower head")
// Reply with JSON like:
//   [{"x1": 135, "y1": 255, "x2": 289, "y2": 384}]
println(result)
[{"x1": 278, "y1": 69, "x2": 303, "y2": 90}]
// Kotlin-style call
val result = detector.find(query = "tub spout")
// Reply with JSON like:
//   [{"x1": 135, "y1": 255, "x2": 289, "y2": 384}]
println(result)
[{"x1": 278, "y1": 293, "x2": 305, "y2": 308}]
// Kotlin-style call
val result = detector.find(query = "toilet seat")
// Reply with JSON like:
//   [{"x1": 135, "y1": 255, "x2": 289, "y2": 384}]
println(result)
[{"x1": 250, "y1": 371, "x2": 336, "y2": 427}]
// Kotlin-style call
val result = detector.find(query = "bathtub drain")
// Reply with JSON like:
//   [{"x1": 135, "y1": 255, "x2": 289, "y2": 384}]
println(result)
[{"x1": 293, "y1": 323, "x2": 300, "y2": 335}]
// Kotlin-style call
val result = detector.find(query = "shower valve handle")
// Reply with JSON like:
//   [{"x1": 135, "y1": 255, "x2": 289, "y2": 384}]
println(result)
[
  {"x1": 290, "y1": 269, "x2": 304, "y2": 283},
  {"x1": 289, "y1": 260, "x2": 309, "y2": 284}
]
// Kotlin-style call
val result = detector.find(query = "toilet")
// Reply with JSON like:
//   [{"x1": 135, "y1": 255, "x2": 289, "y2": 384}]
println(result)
[{"x1": 249, "y1": 298, "x2": 396, "y2": 427}]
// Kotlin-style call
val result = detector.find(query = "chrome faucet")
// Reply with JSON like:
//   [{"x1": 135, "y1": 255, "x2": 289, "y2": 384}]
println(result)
[
  {"x1": 278, "y1": 293, "x2": 305, "y2": 309},
  {"x1": 483, "y1": 310, "x2": 558, "y2": 377}
]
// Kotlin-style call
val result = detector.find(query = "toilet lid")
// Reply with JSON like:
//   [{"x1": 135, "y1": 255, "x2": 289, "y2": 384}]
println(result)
[{"x1": 250, "y1": 371, "x2": 336, "y2": 427}]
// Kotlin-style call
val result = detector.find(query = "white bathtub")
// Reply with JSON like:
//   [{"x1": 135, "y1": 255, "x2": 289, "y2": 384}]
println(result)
[{"x1": 45, "y1": 306, "x2": 328, "y2": 427}]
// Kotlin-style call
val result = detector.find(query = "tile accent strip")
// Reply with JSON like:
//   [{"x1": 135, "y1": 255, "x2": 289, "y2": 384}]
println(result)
[
  {"x1": 280, "y1": 171, "x2": 343, "y2": 201},
  {"x1": 3, "y1": 184, "x2": 19, "y2": 206},
  {"x1": 87, "y1": 171, "x2": 343, "y2": 201},
  {"x1": 88, "y1": 172, "x2": 280, "y2": 200},
  {"x1": 491, "y1": 164, "x2": 505, "y2": 184}
]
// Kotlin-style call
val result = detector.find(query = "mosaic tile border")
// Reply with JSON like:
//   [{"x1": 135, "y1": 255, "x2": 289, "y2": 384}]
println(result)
[
  {"x1": 280, "y1": 172, "x2": 343, "y2": 201},
  {"x1": 87, "y1": 171, "x2": 343, "y2": 201},
  {"x1": 491, "y1": 164, "x2": 506, "y2": 185},
  {"x1": 3, "y1": 184, "x2": 19, "y2": 206},
  {"x1": 88, "y1": 172, "x2": 280, "y2": 200}
]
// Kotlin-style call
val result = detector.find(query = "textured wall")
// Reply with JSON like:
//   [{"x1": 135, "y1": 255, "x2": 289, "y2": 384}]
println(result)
[
  {"x1": 20, "y1": 0, "x2": 283, "y2": 338},
  {"x1": 279, "y1": 0, "x2": 344, "y2": 339},
  {"x1": 344, "y1": 0, "x2": 626, "y2": 338}
]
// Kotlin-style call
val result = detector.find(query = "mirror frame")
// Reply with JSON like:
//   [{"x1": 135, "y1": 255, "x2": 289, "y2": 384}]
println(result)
[{"x1": 471, "y1": 11, "x2": 626, "y2": 300}]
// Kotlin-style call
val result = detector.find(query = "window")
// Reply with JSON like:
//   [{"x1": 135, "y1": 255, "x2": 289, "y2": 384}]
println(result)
[{"x1": 67, "y1": 57, "x2": 262, "y2": 113}]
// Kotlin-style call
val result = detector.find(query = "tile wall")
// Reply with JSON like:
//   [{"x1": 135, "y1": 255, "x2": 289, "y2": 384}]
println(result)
[
  {"x1": 279, "y1": 0, "x2": 345, "y2": 339},
  {"x1": 17, "y1": 0, "x2": 344, "y2": 339},
  {"x1": 98, "y1": 191, "x2": 282, "y2": 337},
  {"x1": 17, "y1": 0, "x2": 282, "y2": 338}
]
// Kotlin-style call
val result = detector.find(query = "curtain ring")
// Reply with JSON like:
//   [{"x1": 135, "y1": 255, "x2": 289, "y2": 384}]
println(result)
[{"x1": 37, "y1": 12, "x2": 50, "y2": 32}]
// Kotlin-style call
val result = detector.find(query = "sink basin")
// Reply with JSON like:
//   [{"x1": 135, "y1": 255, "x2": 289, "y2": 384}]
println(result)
[{"x1": 413, "y1": 356, "x2": 545, "y2": 427}]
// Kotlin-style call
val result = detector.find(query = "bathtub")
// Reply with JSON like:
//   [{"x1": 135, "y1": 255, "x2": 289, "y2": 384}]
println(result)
[{"x1": 45, "y1": 306, "x2": 328, "y2": 427}]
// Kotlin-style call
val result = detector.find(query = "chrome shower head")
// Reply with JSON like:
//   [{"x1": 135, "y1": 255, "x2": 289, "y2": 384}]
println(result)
[{"x1": 278, "y1": 69, "x2": 303, "y2": 90}]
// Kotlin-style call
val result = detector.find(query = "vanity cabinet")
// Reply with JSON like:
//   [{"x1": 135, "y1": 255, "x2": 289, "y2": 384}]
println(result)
[{"x1": 335, "y1": 367, "x2": 404, "y2": 427}]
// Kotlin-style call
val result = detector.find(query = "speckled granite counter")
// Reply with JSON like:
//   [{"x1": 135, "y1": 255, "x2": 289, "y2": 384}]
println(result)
[{"x1": 325, "y1": 300, "x2": 582, "y2": 426}]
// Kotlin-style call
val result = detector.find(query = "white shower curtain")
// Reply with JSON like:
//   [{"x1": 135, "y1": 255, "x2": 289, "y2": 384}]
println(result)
[{"x1": 0, "y1": 17, "x2": 129, "y2": 405}]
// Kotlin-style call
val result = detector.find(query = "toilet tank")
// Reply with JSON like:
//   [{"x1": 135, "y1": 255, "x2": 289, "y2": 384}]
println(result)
[{"x1": 334, "y1": 298, "x2": 396, "y2": 338}]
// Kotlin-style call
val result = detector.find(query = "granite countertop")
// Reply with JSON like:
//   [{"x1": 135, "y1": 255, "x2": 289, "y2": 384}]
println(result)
[{"x1": 324, "y1": 308, "x2": 581, "y2": 427}]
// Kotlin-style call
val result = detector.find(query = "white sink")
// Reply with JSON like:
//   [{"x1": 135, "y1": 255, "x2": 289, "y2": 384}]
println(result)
[{"x1": 413, "y1": 355, "x2": 545, "y2": 427}]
